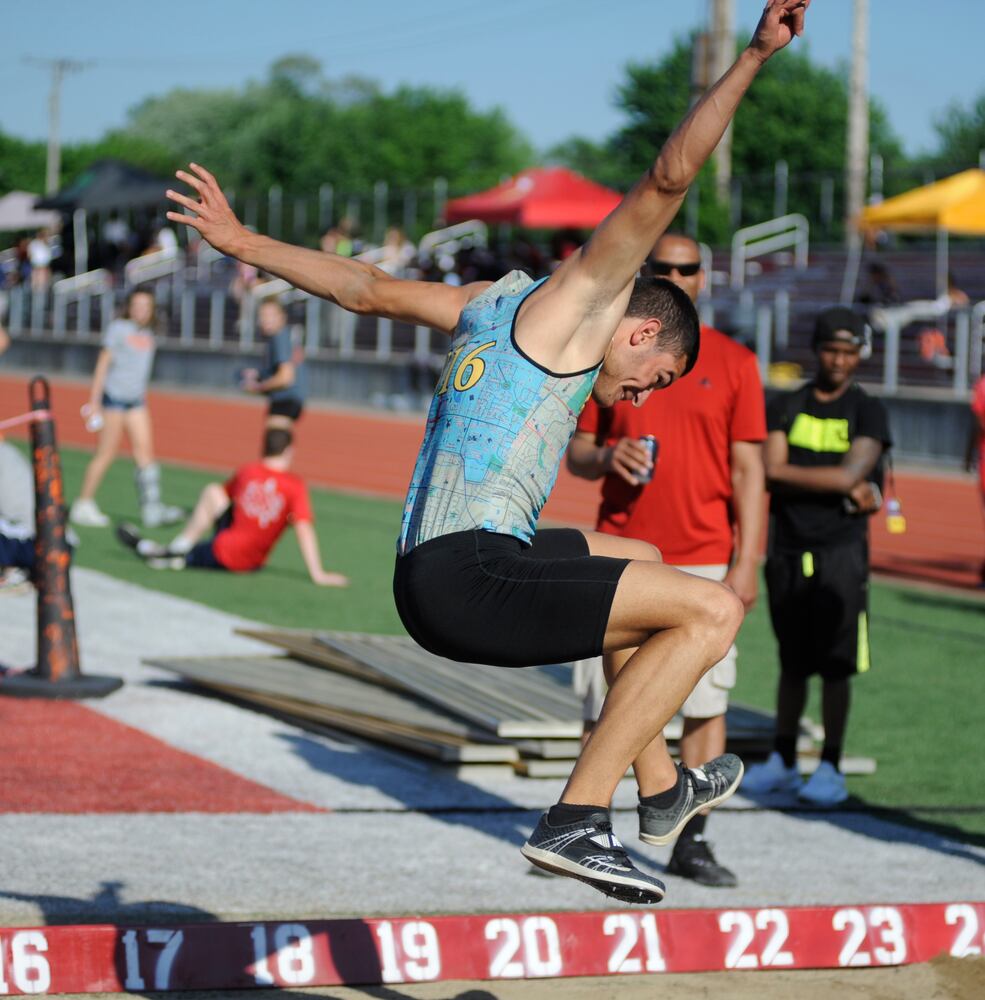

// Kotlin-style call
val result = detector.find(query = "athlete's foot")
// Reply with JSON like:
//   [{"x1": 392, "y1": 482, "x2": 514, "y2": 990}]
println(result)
[
  {"x1": 70, "y1": 498, "x2": 109, "y2": 528},
  {"x1": 741, "y1": 751, "x2": 802, "y2": 795},
  {"x1": 522, "y1": 811, "x2": 665, "y2": 904},
  {"x1": 666, "y1": 835, "x2": 738, "y2": 888},
  {"x1": 116, "y1": 522, "x2": 169, "y2": 558},
  {"x1": 141, "y1": 502, "x2": 186, "y2": 528},
  {"x1": 638, "y1": 755, "x2": 744, "y2": 846}
]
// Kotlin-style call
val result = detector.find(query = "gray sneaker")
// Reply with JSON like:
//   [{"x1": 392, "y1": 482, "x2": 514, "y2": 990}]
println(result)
[
  {"x1": 638, "y1": 755, "x2": 744, "y2": 846},
  {"x1": 142, "y1": 503, "x2": 185, "y2": 528},
  {"x1": 521, "y1": 811, "x2": 665, "y2": 904}
]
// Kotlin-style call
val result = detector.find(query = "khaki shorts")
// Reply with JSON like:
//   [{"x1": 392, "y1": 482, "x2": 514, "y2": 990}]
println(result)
[{"x1": 572, "y1": 563, "x2": 737, "y2": 723}]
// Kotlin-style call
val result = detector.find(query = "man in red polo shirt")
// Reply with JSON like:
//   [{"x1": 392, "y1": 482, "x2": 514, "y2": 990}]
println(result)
[
  {"x1": 116, "y1": 427, "x2": 348, "y2": 587},
  {"x1": 567, "y1": 233, "x2": 766, "y2": 887}
]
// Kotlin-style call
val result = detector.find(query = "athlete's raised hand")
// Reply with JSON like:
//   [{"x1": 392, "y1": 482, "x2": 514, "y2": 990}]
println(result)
[
  {"x1": 166, "y1": 163, "x2": 248, "y2": 257},
  {"x1": 748, "y1": 0, "x2": 810, "y2": 63}
]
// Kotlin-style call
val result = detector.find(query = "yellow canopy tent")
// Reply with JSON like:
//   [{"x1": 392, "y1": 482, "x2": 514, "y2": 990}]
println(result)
[
  {"x1": 859, "y1": 169, "x2": 985, "y2": 295},
  {"x1": 860, "y1": 168, "x2": 985, "y2": 235}
]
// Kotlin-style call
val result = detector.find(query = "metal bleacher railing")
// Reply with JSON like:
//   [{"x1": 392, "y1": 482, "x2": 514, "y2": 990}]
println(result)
[
  {"x1": 729, "y1": 213, "x2": 809, "y2": 290},
  {"x1": 6, "y1": 215, "x2": 983, "y2": 399}
]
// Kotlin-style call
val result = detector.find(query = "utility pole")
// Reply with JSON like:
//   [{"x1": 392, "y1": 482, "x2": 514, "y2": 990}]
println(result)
[
  {"x1": 709, "y1": 0, "x2": 736, "y2": 206},
  {"x1": 845, "y1": 0, "x2": 869, "y2": 241},
  {"x1": 24, "y1": 57, "x2": 89, "y2": 194},
  {"x1": 840, "y1": 0, "x2": 869, "y2": 302}
]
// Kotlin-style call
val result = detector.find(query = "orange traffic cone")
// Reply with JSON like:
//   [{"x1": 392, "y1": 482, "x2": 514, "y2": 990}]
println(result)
[{"x1": 0, "y1": 377, "x2": 123, "y2": 699}]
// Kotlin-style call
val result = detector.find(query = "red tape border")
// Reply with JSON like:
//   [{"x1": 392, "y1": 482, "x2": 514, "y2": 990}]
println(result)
[{"x1": 1, "y1": 901, "x2": 983, "y2": 993}]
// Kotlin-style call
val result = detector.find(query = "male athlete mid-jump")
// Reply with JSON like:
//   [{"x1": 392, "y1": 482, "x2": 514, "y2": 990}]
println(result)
[{"x1": 167, "y1": 0, "x2": 809, "y2": 903}]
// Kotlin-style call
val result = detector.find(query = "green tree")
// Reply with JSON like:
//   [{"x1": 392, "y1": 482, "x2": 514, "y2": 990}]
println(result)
[
  {"x1": 61, "y1": 131, "x2": 174, "y2": 181},
  {"x1": 116, "y1": 56, "x2": 532, "y2": 233},
  {"x1": 932, "y1": 92, "x2": 985, "y2": 172},
  {"x1": 551, "y1": 36, "x2": 907, "y2": 243},
  {"x1": 0, "y1": 132, "x2": 47, "y2": 196}
]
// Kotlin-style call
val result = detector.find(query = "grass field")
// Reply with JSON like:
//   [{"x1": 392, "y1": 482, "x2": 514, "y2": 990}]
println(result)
[{"x1": 23, "y1": 443, "x2": 985, "y2": 840}]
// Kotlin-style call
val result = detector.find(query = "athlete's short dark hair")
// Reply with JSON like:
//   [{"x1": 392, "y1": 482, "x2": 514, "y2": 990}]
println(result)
[
  {"x1": 626, "y1": 275, "x2": 701, "y2": 376},
  {"x1": 263, "y1": 427, "x2": 293, "y2": 457}
]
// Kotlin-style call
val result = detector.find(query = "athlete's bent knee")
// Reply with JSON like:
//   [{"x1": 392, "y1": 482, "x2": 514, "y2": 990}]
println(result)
[
  {"x1": 202, "y1": 482, "x2": 227, "y2": 506},
  {"x1": 627, "y1": 539, "x2": 662, "y2": 563}
]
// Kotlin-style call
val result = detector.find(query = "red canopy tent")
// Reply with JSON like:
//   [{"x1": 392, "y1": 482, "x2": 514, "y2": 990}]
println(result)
[{"x1": 444, "y1": 167, "x2": 622, "y2": 228}]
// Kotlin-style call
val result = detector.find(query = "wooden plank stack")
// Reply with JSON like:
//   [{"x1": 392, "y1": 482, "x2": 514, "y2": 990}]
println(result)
[{"x1": 149, "y1": 628, "x2": 842, "y2": 777}]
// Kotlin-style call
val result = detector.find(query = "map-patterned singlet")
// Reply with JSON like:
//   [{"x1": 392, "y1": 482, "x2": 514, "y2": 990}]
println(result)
[{"x1": 398, "y1": 271, "x2": 600, "y2": 554}]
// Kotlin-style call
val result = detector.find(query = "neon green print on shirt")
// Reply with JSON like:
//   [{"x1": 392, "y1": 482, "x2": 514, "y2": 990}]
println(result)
[{"x1": 787, "y1": 413, "x2": 851, "y2": 453}]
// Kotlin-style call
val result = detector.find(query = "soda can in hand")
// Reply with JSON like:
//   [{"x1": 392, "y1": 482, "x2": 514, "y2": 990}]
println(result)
[{"x1": 636, "y1": 435, "x2": 659, "y2": 484}]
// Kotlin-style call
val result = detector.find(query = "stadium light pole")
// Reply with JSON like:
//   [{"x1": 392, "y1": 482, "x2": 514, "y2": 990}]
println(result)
[
  {"x1": 840, "y1": 0, "x2": 869, "y2": 303},
  {"x1": 24, "y1": 57, "x2": 89, "y2": 194}
]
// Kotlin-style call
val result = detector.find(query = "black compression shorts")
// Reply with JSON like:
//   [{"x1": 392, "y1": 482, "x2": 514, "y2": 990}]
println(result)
[
  {"x1": 184, "y1": 509, "x2": 233, "y2": 571},
  {"x1": 765, "y1": 540, "x2": 871, "y2": 681},
  {"x1": 393, "y1": 528, "x2": 630, "y2": 668},
  {"x1": 268, "y1": 398, "x2": 303, "y2": 421}
]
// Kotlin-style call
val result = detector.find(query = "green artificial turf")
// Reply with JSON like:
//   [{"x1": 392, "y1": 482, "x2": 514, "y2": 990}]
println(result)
[
  {"x1": 53, "y1": 443, "x2": 406, "y2": 636},
  {"x1": 20, "y1": 443, "x2": 985, "y2": 840}
]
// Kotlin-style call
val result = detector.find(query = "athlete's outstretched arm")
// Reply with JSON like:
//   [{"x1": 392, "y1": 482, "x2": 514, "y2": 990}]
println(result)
[
  {"x1": 165, "y1": 164, "x2": 487, "y2": 334},
  {"x1": 557, "y1": 1, "x2": 809, "y2": 311}
]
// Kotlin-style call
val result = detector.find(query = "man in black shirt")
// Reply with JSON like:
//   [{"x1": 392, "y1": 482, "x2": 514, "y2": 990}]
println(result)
[{"x1": 743, "y1": 307, "x2": 891, "y2": 807}]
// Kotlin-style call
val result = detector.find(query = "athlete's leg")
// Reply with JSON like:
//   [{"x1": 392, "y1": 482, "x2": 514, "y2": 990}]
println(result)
[
  {"x1": 681, "y1": 714, "x2": 727, "y2": 771},
  {"x1": 172, "y1": 483, "x2": 230, "y2": 548},
  {"x1": 774, "y1": 671, "x2": 808, "y2": 763},
  {"x1": 820, "y1": 676, "x2": 850, "y2": 761},
  {"x1": 265, "y1": 413, "x2": 294, "y2": 432},
  {"x1": 124, "y1": 406, "x2": 155, "y2": 468},
  {"x1": 78, "y1": 409, "x2": 125, "y2": 500},
  {"x1": 561, "y1": 531, "x2": 744, "y2": 806}
]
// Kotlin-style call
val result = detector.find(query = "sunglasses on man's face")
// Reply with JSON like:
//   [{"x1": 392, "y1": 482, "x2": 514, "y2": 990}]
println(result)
[{"x1": 646, "y1": 259, "x2": 701, "y2": 277}]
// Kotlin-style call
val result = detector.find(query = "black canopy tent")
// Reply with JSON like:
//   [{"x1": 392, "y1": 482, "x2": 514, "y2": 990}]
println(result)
[{"x1": 37, "y1": 159, "x2": 171, "y2": 273}]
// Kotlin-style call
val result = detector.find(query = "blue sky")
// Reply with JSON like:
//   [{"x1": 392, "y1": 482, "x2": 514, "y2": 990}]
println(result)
[{"x1": 3, "y1": 0, "x2": 983, "y2": 158}]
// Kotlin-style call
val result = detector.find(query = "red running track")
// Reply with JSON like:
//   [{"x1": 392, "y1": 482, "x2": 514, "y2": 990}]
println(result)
[
  {"x1": 2, "y1": 372, "x2": 983, "y2": 590},
  {"x1": 0, "y1": 698, "x2": 322, "y2": 814}
]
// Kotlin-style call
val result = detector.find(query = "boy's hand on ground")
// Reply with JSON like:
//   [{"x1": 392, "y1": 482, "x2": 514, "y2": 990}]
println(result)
[{"x1": 312, "y1": 570, "x2": 349, "y2": 587}]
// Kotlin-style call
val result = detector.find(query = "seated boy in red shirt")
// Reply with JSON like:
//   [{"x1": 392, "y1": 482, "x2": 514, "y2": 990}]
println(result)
[{"x1": 117, "y1": 428, "x2": 347, "y2": 587}]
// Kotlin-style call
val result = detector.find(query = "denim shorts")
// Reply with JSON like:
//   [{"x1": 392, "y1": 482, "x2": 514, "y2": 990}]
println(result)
[{"x1": 101, "y1": 393, "x2": 145, "y2": 411}]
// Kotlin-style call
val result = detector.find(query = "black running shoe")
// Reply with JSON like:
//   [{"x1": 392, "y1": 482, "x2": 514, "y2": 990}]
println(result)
[
  {"x1": 667, "y1": 835, "x2": 738, "y2": 888},
  {"x1": 116, "y1": 522, "x2": 171, "y2": 559},
  {"x1": 521, "y1": 811, "x2": 665, "y2": 904},
  {"x1": 115, "y1": 522, "x2": 144, "y2": 551},
  {"x1": 638, "y1": 754, "x2": 744, "y2": 846}
]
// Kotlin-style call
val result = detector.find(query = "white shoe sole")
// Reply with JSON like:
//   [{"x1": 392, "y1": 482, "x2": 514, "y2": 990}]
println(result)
[
  {"x1": 639, "y1": 760, "x2": 745, "y2": 846},
  {"x1": 520, "y1": 844, "x2": 665, "y2": 903}
]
